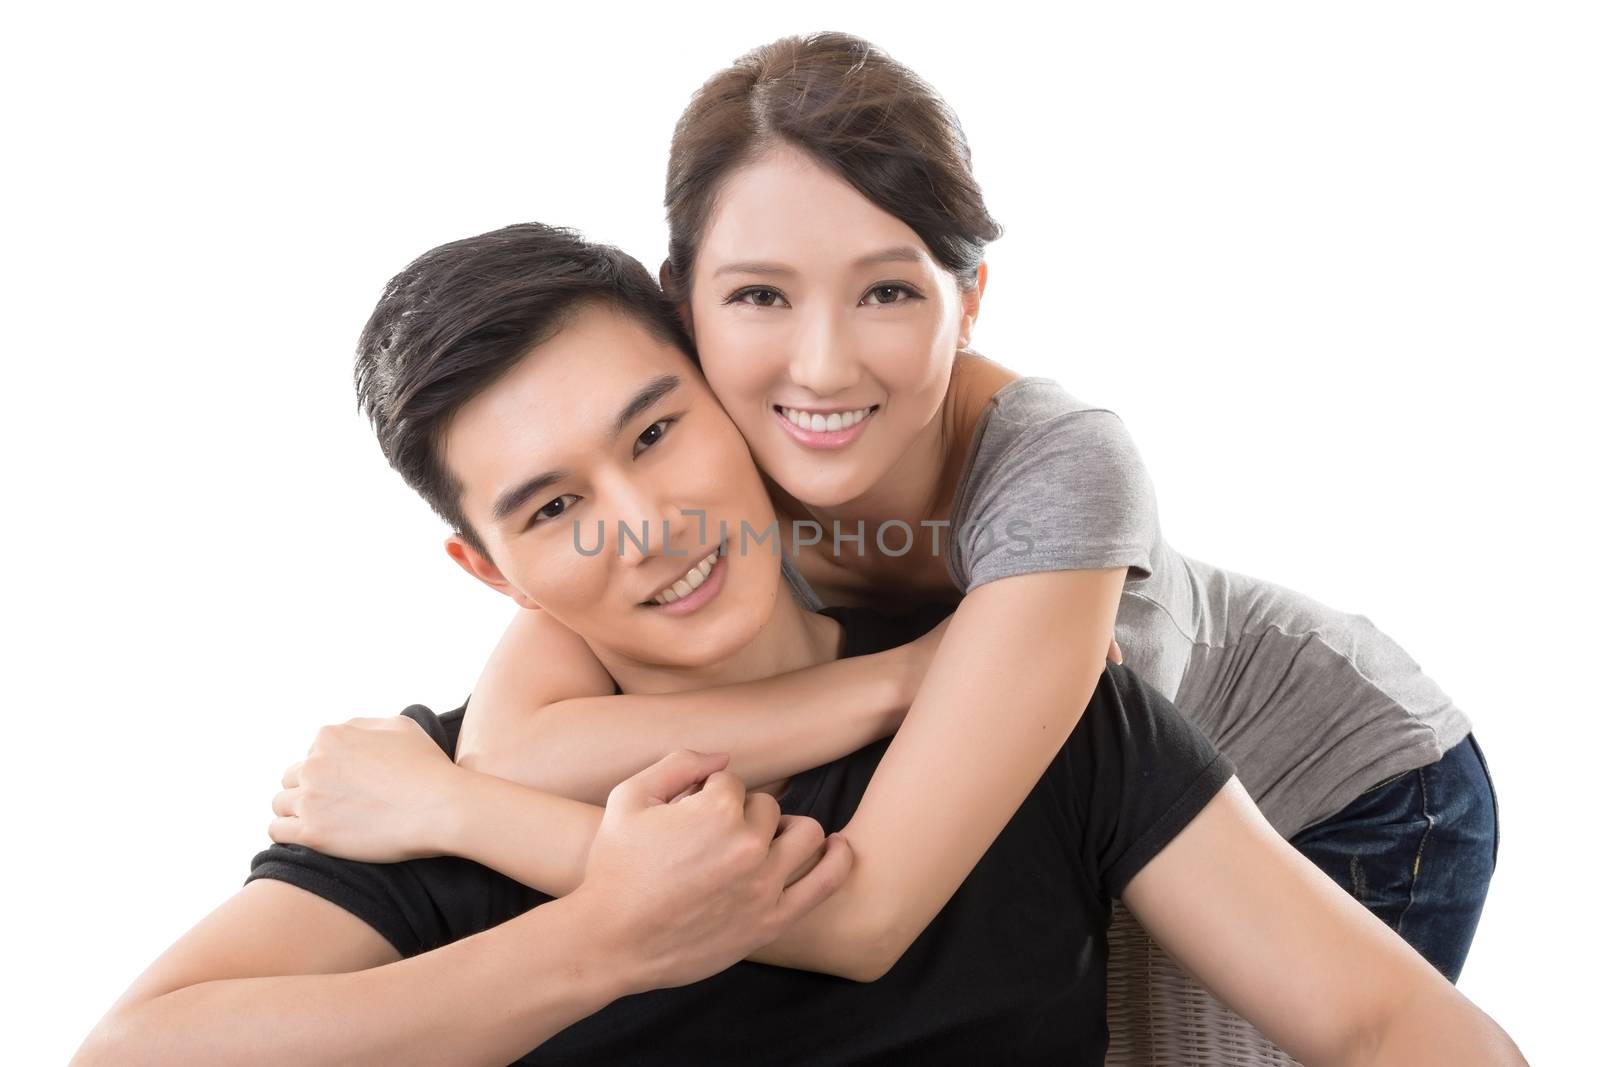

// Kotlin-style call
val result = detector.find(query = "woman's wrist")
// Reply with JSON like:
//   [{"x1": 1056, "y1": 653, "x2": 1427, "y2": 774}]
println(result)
[
  {"x1": 432, "y1": 764, "x2": 489, "y2": 858},
  {"x1": 881, "y1": 646, "x2": 924, "y2": 722}
]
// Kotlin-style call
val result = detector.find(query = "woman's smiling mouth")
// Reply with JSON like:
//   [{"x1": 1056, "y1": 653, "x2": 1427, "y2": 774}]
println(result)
[{"x1": 773, "y1": 403, "x2": 879, "y2": 449}]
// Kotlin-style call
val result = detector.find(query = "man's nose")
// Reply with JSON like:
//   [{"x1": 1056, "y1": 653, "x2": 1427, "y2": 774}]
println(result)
[
  {"x1": 786, "y1": 307, "x2": 859, "y2": 398},
  {"x1": 606, "y1": 478, "x2": 700, "y2": 562}
]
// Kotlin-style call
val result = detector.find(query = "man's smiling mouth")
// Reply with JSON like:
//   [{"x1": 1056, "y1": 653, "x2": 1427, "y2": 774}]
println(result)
[{"x1": 642, "y1": 540, "x2": 726, "y2": 606}]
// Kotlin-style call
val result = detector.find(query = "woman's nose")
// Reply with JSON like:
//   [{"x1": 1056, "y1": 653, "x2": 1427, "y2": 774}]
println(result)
[{"x1": 786, "y1": 309, "x2": 859, "y2": 398}]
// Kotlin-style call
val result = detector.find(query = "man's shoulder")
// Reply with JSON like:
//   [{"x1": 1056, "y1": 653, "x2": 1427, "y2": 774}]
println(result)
[{"x1": 400, "y1": 701, "x2": 469, "y2": 760}]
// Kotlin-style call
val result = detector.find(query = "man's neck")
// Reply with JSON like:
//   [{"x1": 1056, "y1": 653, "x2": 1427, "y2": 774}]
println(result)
[{"x1": 594, "y1": 589, "x2": 844, "y2": 697}]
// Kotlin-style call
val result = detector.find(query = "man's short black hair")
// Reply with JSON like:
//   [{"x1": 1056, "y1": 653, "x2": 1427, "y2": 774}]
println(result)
[{"x1": 354, "y1": 223, "x2": 695, "y2": 558}]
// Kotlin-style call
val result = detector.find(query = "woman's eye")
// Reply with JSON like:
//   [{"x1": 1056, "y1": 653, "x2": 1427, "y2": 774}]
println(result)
[
  {"x1": 862, "y1": 283, "x2": 919, "y2": 306},
  {"x1": 531, "y1": 494, "x2": 579, "y2": 526},
  {"x1": 634, "y1": 417, "x2": 677, "y2": 457},
  {"x1": 728, "y1": 287, "x2": 787, "y2": 309}
]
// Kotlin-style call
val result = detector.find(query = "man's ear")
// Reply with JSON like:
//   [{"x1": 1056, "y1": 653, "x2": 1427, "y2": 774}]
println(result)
[
  {"x1": 957, "y1": 261, "x2": 988, "y2": 350},
  {"x1": 659, "y1": 259, "x2": 695, "y2": 342},
  {"x1": 444, "y1": 534, "x2": 541, "y2": 611}
]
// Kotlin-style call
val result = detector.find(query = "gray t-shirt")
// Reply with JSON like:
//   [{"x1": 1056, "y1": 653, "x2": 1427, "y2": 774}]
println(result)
[{"x1": 782, "y1": 377, "x2": 1471, "y2": 836}]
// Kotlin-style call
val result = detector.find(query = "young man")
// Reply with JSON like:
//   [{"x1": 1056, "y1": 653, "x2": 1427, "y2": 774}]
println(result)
[{"x1": 79, "y1": 224, "x2": 1523, "y2": 1066}]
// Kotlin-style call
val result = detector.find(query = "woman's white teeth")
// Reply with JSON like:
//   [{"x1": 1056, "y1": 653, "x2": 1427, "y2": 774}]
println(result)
[
  {"x1": 651, "y1": 546, "x2": 721, "y2": 605},
  {"x1": 780, "y1": 406, "x2": 874, "y2": 432}
]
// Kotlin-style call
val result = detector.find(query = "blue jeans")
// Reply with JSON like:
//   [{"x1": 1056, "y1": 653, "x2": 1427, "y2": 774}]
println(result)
[{"x1": 1288, "y1": 734, "x2": 1499, "y2": 983}]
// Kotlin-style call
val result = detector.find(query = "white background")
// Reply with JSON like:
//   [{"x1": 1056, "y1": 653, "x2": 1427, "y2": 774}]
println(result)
[{"x1": 7, "y1": 3, "x2": 1594, "y2": 1062}]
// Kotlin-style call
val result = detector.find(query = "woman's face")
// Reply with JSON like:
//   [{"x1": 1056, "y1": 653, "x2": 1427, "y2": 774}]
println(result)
[{"x1": 686, "y1": 146, "x2": 982, "y2": 510}]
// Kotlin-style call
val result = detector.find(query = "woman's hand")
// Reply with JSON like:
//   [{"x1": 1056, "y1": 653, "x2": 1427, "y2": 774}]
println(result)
[{"x1": 269, "y1": 716, "x2": 464, "y2": 862}]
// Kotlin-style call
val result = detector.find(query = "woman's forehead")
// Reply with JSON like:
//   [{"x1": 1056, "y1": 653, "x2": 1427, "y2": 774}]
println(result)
[{"x1": 698, "y1": 148, "x2": 932, "y2": 270}]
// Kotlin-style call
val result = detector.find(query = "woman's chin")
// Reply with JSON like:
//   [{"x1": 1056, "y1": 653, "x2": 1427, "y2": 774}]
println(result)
[{"x1": 764, "y1": 457, "x2": 879, "y2": 512}]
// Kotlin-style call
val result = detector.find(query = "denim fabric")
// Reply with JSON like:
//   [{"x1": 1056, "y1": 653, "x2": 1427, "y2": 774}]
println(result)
[{"x1": 1288, "y1": 733, "x2": 1499, "y2": 983}]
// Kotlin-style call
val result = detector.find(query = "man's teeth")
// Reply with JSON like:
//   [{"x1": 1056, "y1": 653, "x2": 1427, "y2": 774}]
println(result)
[
  {"x1": 650, "y1": 545, "x2": 722, "y2": 605},
  {"x1": 779, "y1": 405, "x2": 875, "y2": 433}
]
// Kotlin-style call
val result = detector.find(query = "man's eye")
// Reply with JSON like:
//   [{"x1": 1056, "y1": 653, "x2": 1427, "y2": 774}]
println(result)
[
  {"x1": 727, "y1": 287, "x2": 787, "y2": 308},
  {"x1": 531, "y1": 494, "x2": 579, "y2": 526},
  {"x1": 634, "y1": 417, "x2": 677, "y2": 457},
  {"x1": 862, "y1": 283, "x2": 919, "y2": 306}
]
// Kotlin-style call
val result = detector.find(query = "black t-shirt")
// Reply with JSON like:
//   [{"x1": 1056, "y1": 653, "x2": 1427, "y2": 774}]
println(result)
[{"x1": 247, "y1": 604, "x2": 1234, "y2": 1065}]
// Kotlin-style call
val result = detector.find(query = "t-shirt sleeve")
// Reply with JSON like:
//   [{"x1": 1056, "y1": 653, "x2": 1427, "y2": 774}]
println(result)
[
  {"x1": 956, "y1": 403, "x2": 1160, "y2": 590},
  {"x1": 244, "y1": 843, "x2": 438, "y2": 958},
  {"x1": 243, "y1": 703, "x2": 513, "y2": 958},
  {"x1": 1052, "y1": 663, "x2": 1235, "y2": 899}
]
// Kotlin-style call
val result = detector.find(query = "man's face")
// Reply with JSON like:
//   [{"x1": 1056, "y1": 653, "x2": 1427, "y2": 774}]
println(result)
[{"x1": 442, "y1": 302, "x2": 785, "y2": 670}]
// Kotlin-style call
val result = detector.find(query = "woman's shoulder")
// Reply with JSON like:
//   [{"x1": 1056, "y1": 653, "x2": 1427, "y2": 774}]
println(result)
[
  {"x1": 948, "y1": 367, "x2": 1161, "y2": 589},
  {"x1": 947, "y1": 356, "x2": 1136, "y2": 484},
  {"x1": 942, "y1": 350, "x2": 1125, "y2": 454},
  {"x1": 985, "y1": 374, "x2": 1121, "y2": 429},
  {"x1": 962, "y1": 371, "x2": 1142, "y2": 483}
]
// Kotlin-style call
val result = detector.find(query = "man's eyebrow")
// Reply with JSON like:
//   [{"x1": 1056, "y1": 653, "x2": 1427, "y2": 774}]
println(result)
[
  {"x1": 611, "y1": 374, "x2": 680, "y2": 440},
  {"x1": 489, "y1": 374, "x2": 682, "y2": 525},
  {"x1": 711, "y1": 245, "x2": 927, "y2": 278},
  {"x1": 492, "y1": 469, "x2": 570, "y2": 524}
]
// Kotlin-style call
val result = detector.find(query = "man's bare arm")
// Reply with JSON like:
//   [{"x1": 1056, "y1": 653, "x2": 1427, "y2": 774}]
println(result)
[
  {"x1": 1124, "y1": 777, "x2": 1525, "y2": 1066},
  {"x1": 72, "y1": 880, "x2": 640, "y2": 1066},
  {"x1": 75, "y1": 751, "x2": 853, "y2": 1066}
]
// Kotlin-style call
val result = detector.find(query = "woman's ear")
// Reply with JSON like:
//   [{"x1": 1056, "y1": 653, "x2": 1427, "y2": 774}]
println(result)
[
  {"x1": 957, "y1": 261, "x2": 988, "y2": 350},
  {"x1": 444, "y1": 534, "x2": 541, "y2": 611},
  {"x1": 659, "y1": 260, "x2": 695, "y2": 341}
]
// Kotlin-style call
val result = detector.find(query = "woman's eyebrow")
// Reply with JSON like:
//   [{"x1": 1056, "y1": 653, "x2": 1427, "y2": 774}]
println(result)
[
  {"x1": 491, "y1": 375, "x2": 681, "y2": 525},
  {"x1": 711, "y1": 245, "x2": 926, "y2": 278}
]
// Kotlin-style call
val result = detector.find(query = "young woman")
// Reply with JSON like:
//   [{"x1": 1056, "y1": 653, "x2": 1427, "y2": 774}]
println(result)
[{"x1": 456, "y1": 31, "x2": 1498, "y2": 985}]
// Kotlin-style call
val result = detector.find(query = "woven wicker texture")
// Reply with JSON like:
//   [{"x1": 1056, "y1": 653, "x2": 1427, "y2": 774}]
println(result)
[{"x1": 1105, "y1": 902, "x2": 1303, "y2": 1066}]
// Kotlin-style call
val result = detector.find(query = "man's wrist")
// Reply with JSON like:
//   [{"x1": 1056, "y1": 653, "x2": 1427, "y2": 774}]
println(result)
[{"x1": 556, "y1": 883, "x2": 654, "y2": 1000}]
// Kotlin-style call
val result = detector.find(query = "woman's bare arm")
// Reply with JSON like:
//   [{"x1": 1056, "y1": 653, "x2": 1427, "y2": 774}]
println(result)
[
  {"x1": 750, "y1": 567, "x2": 1127, "y2": 977},
  {"x1": 455, "y1": 606, "x2": 923, "y2": 804},
  {"x1": 414, "y1": 755, "x2": 887, "y2": 978},
  {"x1": 1123, "y1": 777, "x2": 1525, "y2": 1066},
  {"x1": 274, "y1": 709, "x2": 885, "y2": 979},
  {"x1": 451, "y1": 570, "x2": 1121, "y2": 979}
]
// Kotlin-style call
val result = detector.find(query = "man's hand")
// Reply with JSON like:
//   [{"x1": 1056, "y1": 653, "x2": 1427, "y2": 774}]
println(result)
[
  {"x1": 269, "y1": 716, "x2": 461, "y2": 862},
  {"x1": 576, "y1": 749, "x2": 853, "y2": 992}
]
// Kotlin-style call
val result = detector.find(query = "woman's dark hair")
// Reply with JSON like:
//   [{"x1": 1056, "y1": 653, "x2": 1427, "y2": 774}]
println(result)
[
  {"x1": 354, "y1": 222, "x2": 693, "y2": 558},
  {"x1": 664, "y1": 31, "x2": 1002, "y2": 301}
]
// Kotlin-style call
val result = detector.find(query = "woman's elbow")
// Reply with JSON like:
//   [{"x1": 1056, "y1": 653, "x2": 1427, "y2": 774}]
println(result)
[
  {"x1": 788, "y1": 901, "x2": 903, "y2": 983},
  {"x1": 825, "y1": 944, "x2": 894, "y2": 984},
  {"x1": 71, "y1": 1009, "x2": 151, "y2": 1067},
  {"x1": 839, "y1": 909, "x2": 912, "y2": 983},
  {"x1": 455, "y1": 733, "x2": 548, "y2": 787}
]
